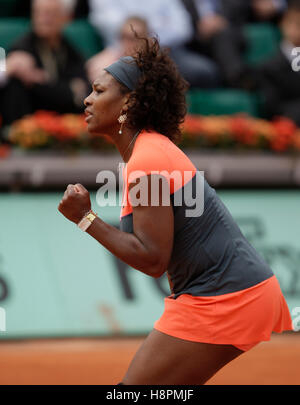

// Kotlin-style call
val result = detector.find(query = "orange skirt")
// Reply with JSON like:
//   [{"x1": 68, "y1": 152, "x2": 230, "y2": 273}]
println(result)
[{"x1": 153, "y1": 275, "x2": 293, "y2": 352}]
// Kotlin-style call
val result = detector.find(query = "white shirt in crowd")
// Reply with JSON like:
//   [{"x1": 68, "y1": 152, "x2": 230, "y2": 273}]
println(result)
[
  {"x1": 89, "y1": 0, "x2": 288, "y2": 49},
  {"x1": 89, "y1": 0, "x2": 194, "y2": 48}
]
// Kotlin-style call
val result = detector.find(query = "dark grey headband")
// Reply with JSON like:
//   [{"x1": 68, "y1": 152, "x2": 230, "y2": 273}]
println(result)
[{"x1": 104, "y1": 56, "x2": 142, "y2": 91}]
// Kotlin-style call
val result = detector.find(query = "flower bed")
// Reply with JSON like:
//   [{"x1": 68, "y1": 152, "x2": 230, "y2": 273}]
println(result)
[
  {"x1": 182, "y1": 114, "x2": 300, "y2": 153},
  {"x1": 6, "y1": 111, "x2": 113, "y2": 151},
  {"x1": 2, "y1": 111, "x2": 300, "y2": 154}
]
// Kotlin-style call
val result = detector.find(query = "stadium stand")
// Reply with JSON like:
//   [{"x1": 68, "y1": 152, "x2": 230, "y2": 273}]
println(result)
[
  {"x1": 188, "y1": 23, "x2": 281, "y2": 117},
  {"x1": 0, "y1": 17, "x2": 103, "y2": 59},
  {"x1": 0, "y1": 15, "x2": 280, "y2": 117},
  {"x1": 0, "y1": 0, "x2": 18, "y2": 17},
  {"x1": 63, "y1": 18, "x2": 103, "y2": 59}
]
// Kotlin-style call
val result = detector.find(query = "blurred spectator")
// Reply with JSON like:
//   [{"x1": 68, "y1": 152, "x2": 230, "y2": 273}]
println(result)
[
  {"x1": 88, "y1": 0, "x2": 221, "y2": 89},
  {"x1": 12, "y1": 0, "x2": 89, "y2": 19},
  {"x1": 86, "y1": 16, "x2": 149, "y2": 84},
  {"x1": 259, "y1": 0, "x2": 300, "y2": 125},
  {"x1": 181, "y1": 0, "x2": 272, "y2": 89},
  {"x1": 0, "y1": 0, "x2": 90, "y2": 127},
  {"x1": 222, "y1": 0, "x2": 287, "y2": 25},
  {"x1": 249, "y1": 0, "x2": 287, "y2": 21},
  {"x1": 181, "y1": 0, "x2": 251, "y2": 90}
]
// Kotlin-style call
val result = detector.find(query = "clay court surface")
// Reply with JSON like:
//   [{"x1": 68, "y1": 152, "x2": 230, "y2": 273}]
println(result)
[{"x1": 0, "y1": 333, "x2": 299, "y2": 385}]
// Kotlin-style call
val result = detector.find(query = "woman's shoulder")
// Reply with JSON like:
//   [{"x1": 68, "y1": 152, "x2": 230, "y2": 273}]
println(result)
[
  {"x1": 127, "y1": 131, "x2": 171, "y2": 175},
  {"x1": 132, "y1": 129, "x2": 186, "y2": 159},
  {"x1": 127, "y1": 129, "x2": 197, "y2": 177},
  {"x1": 135, "y1": 129, "x2": 171, "y2": 146}
]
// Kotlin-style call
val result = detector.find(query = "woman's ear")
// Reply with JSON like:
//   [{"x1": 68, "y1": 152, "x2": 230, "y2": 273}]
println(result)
[{"x1": 122, "y1": 95, "x2": 131, "y2": 113}]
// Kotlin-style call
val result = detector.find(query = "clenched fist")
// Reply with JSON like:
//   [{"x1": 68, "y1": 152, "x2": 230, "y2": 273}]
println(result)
[{"x1": 58, "y1": 183, "x2": 92, "y2": 224}]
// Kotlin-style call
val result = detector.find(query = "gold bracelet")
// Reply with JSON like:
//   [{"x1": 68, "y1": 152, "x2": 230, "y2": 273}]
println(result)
[{"x1": 77, "y1": 210, "x2": 98, "y2": 232}]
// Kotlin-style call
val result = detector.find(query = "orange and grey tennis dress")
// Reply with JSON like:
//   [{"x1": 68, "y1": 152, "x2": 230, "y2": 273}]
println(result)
[{"x1": 119, "y1": 129, "x2": 293, "y2": 352}]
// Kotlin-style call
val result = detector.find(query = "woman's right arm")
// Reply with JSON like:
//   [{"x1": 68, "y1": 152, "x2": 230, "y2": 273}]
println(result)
[{"x1": 58, "y1": 176, "x2": 174, "y2": 278}]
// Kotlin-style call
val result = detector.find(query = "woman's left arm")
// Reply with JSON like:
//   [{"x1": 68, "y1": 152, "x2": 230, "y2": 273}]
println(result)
[{"x1": 58, "y1": 177, "x2": 174, "y2": 278}]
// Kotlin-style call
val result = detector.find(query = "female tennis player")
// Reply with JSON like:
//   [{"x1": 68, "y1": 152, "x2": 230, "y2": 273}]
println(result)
[{"x1": 58, "y1": 34, "x2": 293, "y2": 385}]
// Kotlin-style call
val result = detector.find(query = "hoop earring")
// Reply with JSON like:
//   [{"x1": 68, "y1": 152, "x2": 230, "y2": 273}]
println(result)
[{"x1": 118, "y1": 114, "x2": 127, "y2": 135}]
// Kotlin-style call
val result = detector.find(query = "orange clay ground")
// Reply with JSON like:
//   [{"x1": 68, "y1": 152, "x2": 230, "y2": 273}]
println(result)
[{"x1": 0, "y1": 333, "x2": 299, "y2": 385}]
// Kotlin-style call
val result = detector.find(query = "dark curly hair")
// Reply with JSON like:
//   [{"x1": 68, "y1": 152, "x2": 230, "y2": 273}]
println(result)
[{"x1": 118, "y1": 33, "x2": 189, "y2": 144}]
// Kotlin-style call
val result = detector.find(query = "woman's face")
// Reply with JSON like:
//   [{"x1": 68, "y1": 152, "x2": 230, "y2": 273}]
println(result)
[{"x1": 84, "y1": 70, "x2": 129, "y2": 135}]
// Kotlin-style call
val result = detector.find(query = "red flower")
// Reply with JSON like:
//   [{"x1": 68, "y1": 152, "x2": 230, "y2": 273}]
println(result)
[
  {"x1": 230, "y1": 116, "x2": 257, "y2": 146},
  {"x1": 271, "y1": 117, "x2": 297, "y2": 151},
  {"x1": 0, "y1": 144, "x2": 11, "y2": 159},
  {"x1": 182, "y1": 115, "x2": 204, "y2": 136}
]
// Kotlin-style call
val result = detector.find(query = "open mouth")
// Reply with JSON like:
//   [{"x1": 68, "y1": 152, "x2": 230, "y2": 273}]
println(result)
[{"x1": 85, "y1": 110, "x2": 93, "y2": 122}]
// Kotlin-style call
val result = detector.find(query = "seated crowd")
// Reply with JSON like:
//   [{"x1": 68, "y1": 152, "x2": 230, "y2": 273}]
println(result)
[{"x1": 0, "y1": 0, "x2": 300, "y2": 140}]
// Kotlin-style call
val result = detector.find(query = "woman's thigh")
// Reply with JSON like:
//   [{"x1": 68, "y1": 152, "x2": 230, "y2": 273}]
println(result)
[{"x1": 122, "y1": 329, "x2": 244, "y2": 385}]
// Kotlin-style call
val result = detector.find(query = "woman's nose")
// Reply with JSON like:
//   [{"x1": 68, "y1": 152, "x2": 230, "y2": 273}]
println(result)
[{"x1": 84, "y1": 93, "x2": 92, "y2": 107}]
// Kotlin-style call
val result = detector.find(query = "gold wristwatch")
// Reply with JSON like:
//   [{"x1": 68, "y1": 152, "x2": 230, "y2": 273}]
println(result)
[{"x1": 77, "y1": 210, "x2": 98, "y2": 232}]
